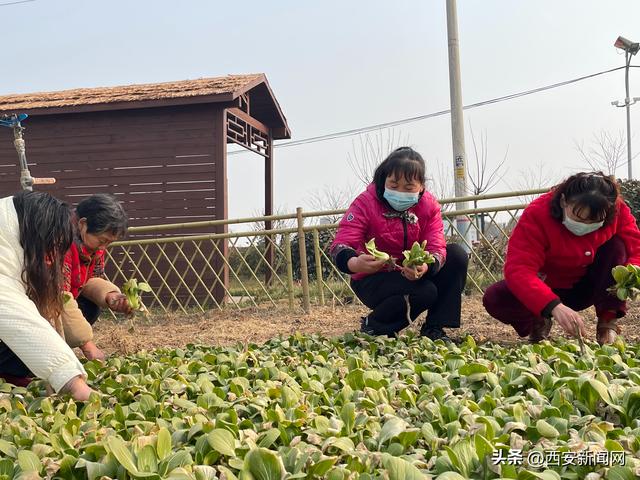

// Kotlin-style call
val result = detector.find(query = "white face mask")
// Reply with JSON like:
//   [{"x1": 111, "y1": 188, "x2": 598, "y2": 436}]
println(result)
[{"x1": 562, "y1": 212, "x2": 603, "y2": 236}]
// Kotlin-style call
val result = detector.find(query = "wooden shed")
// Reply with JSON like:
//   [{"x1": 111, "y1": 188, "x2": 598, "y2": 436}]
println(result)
[{"x1": 0, "y1": 74, "x2": 290, "y2": 307}]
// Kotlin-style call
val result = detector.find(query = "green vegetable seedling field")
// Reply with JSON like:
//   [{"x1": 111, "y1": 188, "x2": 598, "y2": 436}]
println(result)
[{"x1": 1, "y1": 333, "x2": 639, "y2": 479}]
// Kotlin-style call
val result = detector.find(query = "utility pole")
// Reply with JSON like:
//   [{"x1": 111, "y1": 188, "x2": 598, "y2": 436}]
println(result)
[
  {"x1": 446, "y1": 0, "x2": 472, "y2": 248},
  {"x1": 613, "y1": 35, "x2": 639, "y2": 179},
  {"x1": 624, "y1": 50, "x2": 635, "y2": 180}
]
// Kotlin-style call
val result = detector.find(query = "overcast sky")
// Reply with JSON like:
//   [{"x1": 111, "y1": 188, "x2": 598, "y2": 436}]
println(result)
[{"x1": 2, "y1": 0, "x2": 640, "y2": 219}]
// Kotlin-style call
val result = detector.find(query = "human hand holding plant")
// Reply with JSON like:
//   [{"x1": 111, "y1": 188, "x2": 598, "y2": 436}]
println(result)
[
  {"x1": 401, "y1": 263, "x2": 429, "y2": 281},
  {"x1": 121, "y1": 279, "x2": 152, "y2": 316},
  {"x1": 551, "y1": 303, "x2": 586, "y2": 338},
  {"x1": 347, "y1": 254, "x2": 387, "y2": 274},
  {"x1": 362, "y1": 238, "x2": 437, "y2": 278},
  {"x1": 105, "y1": 292, "x2": 132, "y2": 314},
  {"x1": 400, "y1": 241, "x2": 434, "y2": 281},
  {"x1": 347, "y1": 238, "x2": 393, "y2": 274}
]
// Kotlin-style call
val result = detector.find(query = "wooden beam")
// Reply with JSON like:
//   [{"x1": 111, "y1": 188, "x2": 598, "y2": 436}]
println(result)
[
  {"x1": 272, "y1": 126, "x2": 291, "y2": 140},
  {"x1": 227, "y1": 108, "x2": 270, "y2": 135},
  {"x1": 264, "y1": 130, "x2": 274, "y2": 285},
  {"x1": 213, "y1": 108, "x2": 229, "y2": 303},
  {"x1": 253, "y1": 78, "x2": 292, "y2": 139}
]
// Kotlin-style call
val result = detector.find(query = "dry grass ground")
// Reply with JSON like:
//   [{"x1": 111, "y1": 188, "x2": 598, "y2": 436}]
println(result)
[{"x1": 92, "y1": 294, "x2": 640, "y2": 355}]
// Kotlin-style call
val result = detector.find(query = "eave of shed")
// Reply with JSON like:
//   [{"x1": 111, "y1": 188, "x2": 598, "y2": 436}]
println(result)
[{"x1": 0, "y1": 73, "x2": 290, "y2": 139}]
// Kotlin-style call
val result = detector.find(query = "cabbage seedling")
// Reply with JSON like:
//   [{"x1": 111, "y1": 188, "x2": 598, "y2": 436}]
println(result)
[
  {"x1": 610, "y1": 264, "x2": 640, "y2": 301},
  {"x1": 122, "y1": 278, "x2": 152, "y2": 314},
  {"x1": 402, "y1": 240, "x2": 435, "y2": 268},
  {"x1": 365, "y1": 238, "x2": 390, "y2": 262},
  {"x1": 62, "y1": 292, "x2": 73, "y2": 305}
]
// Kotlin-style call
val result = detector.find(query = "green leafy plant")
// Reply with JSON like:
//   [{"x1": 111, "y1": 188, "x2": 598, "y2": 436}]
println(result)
[
  {"x1": 610, "y1": 264, "x2": 640, "y2": 301},
  {"x1": 366, "y1": 238, "x2": 436, "y2": 271},
  {"x1": 0, "y1": 332, "x2": 638, "y2": 478},
  {"x1": 122, "y1": 278, "x2": 152, "y2": 314},
  {"x1": 402, "y1": 240, "x2": 436, "y2": 268},
  {"x1": 62, "y1": 292, "x2": 73, "y2": 305},
  {"x1": 365, "y1": 238, "x2": 391, "y2": 262}
]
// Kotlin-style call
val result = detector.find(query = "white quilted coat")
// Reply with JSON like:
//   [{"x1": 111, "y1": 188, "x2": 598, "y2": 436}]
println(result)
[{"x1": 0, "y1": 196, "x2": 86, "y2": 392}]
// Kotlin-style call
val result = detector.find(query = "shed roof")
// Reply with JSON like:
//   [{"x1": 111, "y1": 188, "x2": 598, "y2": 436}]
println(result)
[{"x1": 0, "y1": 73, "x2": 290, "y2": 139}]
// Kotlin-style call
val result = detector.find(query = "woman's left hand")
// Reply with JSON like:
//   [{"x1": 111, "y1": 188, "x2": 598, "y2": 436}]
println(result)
[
  {"x1": 105, "y1": 292, "x2": 133, "y2": 314},
  {"x1": 401, "y1": 264, "x2": 429, "y2": 281}
]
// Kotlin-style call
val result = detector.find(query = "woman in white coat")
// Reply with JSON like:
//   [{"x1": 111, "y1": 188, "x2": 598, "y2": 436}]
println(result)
[{"x1": 0, "y1": 191, "x2": 93, "y2": 401}]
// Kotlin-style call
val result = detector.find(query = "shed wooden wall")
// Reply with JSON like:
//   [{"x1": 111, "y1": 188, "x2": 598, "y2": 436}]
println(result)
[{"x1": 0, "y1": 104, "x2": 229, "y2": 307}]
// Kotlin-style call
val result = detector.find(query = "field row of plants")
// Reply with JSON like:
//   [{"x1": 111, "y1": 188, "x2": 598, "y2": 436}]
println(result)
[{"x1": 0, "y1": 333, "x2": 639, "y2": 479}]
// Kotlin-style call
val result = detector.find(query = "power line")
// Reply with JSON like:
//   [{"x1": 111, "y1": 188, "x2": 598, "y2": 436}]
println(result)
[
  {"x1": 0, "y1": 0, "x2": 35, "y2": 6},
  {"x1": 230, "y1": 65, "x2": 628, "y2": 155},
  {"x1": 280, "y1": 66, "x2": 625, "y2": 147}
]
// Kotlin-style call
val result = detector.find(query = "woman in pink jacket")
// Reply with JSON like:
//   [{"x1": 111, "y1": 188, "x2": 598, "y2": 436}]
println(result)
[{"x1": 331, "y1": 147, "x2": 468, "y2": 341}]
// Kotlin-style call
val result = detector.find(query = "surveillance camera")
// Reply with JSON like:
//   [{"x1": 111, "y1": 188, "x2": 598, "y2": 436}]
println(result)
[{"x1": 614, "y1": 36, "x2": 640, "y2": 55}]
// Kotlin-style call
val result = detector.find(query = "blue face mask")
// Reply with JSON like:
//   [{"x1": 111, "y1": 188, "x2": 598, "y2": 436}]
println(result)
[{"x1": 383, "y1": 188, "x2": 420, "y2": 211}]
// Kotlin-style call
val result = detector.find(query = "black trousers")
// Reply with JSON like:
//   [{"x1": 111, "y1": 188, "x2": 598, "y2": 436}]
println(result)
[
  {"x1": 0, "y1": 296, "x2": 101, "y2": 378},
  {"x1": 351, "y1": 244, "x2": 469, "y2": 336},
  {"x1": 76, "y1": 296, "x2": 102, "y2": 325}
]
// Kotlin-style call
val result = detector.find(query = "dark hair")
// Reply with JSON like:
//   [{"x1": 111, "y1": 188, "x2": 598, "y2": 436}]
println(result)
[
  {"x1": 550, "y1": 171, "x2": 620, "y2": 224},
  {"x1": 76, "y1": 194, "x2": 128, "y2": 237},
  {"x1": 372, "y1": 147, "x2": 426, "y2": 200},
  {"x1": 13, "y1": 191, "x2": 73, "y2": 321}
]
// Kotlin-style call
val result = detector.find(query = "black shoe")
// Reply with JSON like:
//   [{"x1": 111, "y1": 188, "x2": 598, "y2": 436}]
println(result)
[
  {"x1": 528, "y1": 317, "x2": 552, "y2": 343},
  {"x1": 360, "y1": 316, "x2": 375, "y2": 335},
  {"x1": 421, "y1": 327, "x2": 453, "y2": 343}
]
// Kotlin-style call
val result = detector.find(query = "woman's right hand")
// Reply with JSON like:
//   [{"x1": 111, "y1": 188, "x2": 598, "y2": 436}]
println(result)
[
  {"x1": 61, "y1": 375, "x2": 96, "y2": 401},
  {"x1": 347, "y1": 254, "x2": 387, "y2": 274},
  {"x1": 551, "y1": 303, "x2": 586, "y2": 337},
  {"x1": 80, "y1": 340, "x2": 106, "y2": 362},
  {"x1": 105, "y1": 292, "x2": 133, "y2": 315}
]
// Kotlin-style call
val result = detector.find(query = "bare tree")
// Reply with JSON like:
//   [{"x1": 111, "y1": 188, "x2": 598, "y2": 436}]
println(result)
[
  {"x1": 489, "y1": 162, "x2": 556, "y2": 237},
  {"x1": 467, "y1": 124, "x2": 509, "y2": 200},
  {"x1": 305, "y1": 184, "x2": 356, "y2": 224},
  {"x1": 505, "y1": 161, "x2": 558, "y2": 204},
  {"x1": 250, "y1": 206, "x2": 296, "y2": 234},
  {"x1": 575, "y1": 130, "x2": 628, "y2": 175},
  {"x1": 466, "y1": 124, "x2": 509, "y2": 234},
  {"x1": 347, "y1": 129, "x2": 457, "y2": 216},
  {"x1": 347, "y1": 129, "x2": 411, "y2": 187},
  {"x1": 426, "y1": 157, "x2": 455, "y2": 211}
]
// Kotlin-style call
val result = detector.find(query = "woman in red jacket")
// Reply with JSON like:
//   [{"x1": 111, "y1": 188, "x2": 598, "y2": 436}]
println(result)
[
  {"x1": 483, "y1": 172, "x2": 640, "y2": 344},
  {"x1": 330, "y1": 147, "x2": 468, "y2": 341}
]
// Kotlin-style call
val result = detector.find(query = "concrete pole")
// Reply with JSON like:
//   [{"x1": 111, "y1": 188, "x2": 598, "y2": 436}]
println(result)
[
  {"x1": 625, "y1": 51, "x2": 633, "y2": 179},
  {"x1": 446, "y1": 0, "x2": 472, "y2": 248}
]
